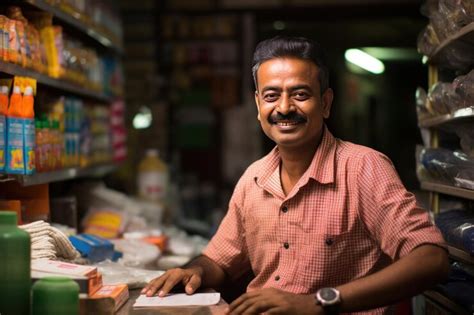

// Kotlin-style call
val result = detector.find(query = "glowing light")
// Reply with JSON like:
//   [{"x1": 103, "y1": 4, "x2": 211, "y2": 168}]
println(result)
[{"x1": 344, "y1": 49, "x2": 385, "y2": 74}]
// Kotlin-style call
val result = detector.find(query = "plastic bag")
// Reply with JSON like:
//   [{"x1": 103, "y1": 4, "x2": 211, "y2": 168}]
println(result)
[
  {"x1": 111, "y1": 239, "x2": 161, "y2": 268},
  {"x1": 94, "y1": 260, "x2": 164, "y2": 289}
]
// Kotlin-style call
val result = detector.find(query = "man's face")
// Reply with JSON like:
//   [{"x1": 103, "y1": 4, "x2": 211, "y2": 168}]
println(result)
[{"x1": 254, "y1": 57, "x2": 333, "y2": 150}]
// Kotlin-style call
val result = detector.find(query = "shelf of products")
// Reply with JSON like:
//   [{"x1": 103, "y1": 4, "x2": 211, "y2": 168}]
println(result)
[
  {"x1": 0, "y1": 163, "x2": 118, "y2": 186},
  {"x1": 420, "y1": 180, "x2": 474, "y2": 201},
  {"x1": 22, "y1": 0, "x2": 123, "y2": 53},
  {"x1": 429, "y1": 22, "x2": 474, "y2": 63},
  {"x1": 448, "y1": 245, "x2": 474, "y2": 265},
  {"x1": 424, "y1": 290, "x2": 471, "y2": 315},
  {"x1": 0, "y1": 60, "x2": 111, "y2": 102},
  {"x1": 418, "y1": 106, "x2": 474, "y2": 128}
]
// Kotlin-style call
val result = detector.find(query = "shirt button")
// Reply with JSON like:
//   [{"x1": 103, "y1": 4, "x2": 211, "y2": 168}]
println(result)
[
  {"x1": 283, "y1": 242, "x2": 289, "y2": 249},
  {"x1": 281, "y1": 206, "x2": 288, "y2": 213},
  {"x1": 325, "y1": 238, "x2": 334, "y2": 246},
  {"x1": 275, "y1": 275, "x2": 280, "y2": 281}
]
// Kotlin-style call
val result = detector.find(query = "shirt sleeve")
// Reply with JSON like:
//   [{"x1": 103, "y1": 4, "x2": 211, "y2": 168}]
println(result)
[
  {"x1": 202, "y1": 179, "x2": 251, "y2": 281},
  {"x1": 356, "y1": 151, "x2": 446, "y2": 260}
]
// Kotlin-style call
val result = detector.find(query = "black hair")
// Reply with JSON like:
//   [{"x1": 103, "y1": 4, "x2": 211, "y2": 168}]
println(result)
[{"x1": 252, "y1": 36, "x2": 329, "y2": 94}]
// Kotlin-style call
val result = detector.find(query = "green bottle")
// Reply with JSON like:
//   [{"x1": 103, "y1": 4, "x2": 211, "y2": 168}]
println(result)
[
  {"x1": 32, "y1": 277, "x2": 79, "y2": 315},
  {"x1": 0, "y1": 211, "x2": 31, "y2": 315}
]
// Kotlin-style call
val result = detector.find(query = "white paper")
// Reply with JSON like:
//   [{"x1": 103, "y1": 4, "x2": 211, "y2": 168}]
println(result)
[{"x1": 133, "y1": 292, "x2": 221, "y2": 308}]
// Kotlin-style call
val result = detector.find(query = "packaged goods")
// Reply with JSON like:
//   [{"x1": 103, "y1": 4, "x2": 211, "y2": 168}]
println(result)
[
  {"x1": 31, "y1": 259, "x2": 98, "y2": 278},
  {"x1": 22, "y1": 86, "x2": 35, "y2": 174},
  {"x1": 6, "y1": 85, "x2": 24, "y2": 174}
]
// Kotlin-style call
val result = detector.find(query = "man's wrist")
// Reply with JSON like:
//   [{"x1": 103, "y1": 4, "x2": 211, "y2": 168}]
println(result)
[{"x1": 315, "y1": 287, "x2": 341, "y2": 315}]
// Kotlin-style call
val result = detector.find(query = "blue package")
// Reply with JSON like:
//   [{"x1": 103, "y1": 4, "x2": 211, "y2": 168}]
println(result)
[
  {"x1": 69, "y1": 233, "x2": 115, "y2": 263},
  {"x1": 5, "y1": 117, "x2": 25, "y2": 174}
]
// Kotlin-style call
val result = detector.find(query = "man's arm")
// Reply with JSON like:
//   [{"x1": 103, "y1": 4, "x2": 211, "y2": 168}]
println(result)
[
  {"x1": 142, "y1": 255, "x2": 227, "y2": 297},
  {"x1": 336, "y1": 244, "x2": 449, "y2": 312},
  {"x1": 226, "y1": 244, "x2": 449, "y2": 314}
]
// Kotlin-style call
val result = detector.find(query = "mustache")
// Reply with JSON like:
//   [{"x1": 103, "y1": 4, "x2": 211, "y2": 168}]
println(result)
[{"x1": 268, "y1": 112, "x2": 307, "y2": 124}]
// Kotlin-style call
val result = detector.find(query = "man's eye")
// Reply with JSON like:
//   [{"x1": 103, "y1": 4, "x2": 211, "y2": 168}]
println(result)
[
  {"x1": 294, "y1": 92, "x2": 309, "y2": 100},
  {"x1": 264, "y1": 94, "x2": 279, "y2": 101}
]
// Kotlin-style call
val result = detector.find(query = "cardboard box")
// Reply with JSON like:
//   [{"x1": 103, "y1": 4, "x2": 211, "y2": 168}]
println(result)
[{"x1": 31, "y1": 259, "x2": 98, "y2": 278}]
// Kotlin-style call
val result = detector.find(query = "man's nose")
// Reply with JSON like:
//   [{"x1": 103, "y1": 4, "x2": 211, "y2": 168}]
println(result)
[{"x1": 277, "y1": 95, "x2": 294, "y2": 115}]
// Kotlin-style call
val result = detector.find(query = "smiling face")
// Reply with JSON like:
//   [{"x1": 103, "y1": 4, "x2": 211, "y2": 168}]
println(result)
[{"x1": 254, "y1": 57, "x2": 333, "y2": 151}]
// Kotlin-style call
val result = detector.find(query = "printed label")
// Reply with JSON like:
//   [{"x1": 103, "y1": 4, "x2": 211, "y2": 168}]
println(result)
[
  {"x1": 138, "y1": 171, "x2": 168, "y2": 202},
  {"x1": 24, "y1": 118, "x2": 35, "y2": 175},
  {"x1": 6, "y1": 117, "x2": 24, "y2": 174}
]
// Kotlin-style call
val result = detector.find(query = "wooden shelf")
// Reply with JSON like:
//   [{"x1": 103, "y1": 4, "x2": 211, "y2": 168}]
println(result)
[
  {"x1": 0, "y1": 61, "x2": 111, "y2": 102},
  {"x1": 418, "y1": 106, "x2": 474, "y2": 128},
  {"x1": 23, "y1": 0, "x2": 123, "y2": 53},
  {"x1": 420, "y1": 180, "x2": 474, "y2": 200},
  {"x1": 429, "y1": 22, "x2": 474, "y2": 64},
  {"x1": 0, "y1": 163, "x2": 118, "y2": 186},
  {"x1": 424, "y1": 290, "x2": 471, "y2": 315},
  {"x1": 448, "y1": 245, "x2": 474, "y2": 265}
]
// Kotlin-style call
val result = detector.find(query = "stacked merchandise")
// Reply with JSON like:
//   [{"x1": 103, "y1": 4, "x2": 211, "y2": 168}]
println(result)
[
  {"x1": 0, "y1": 6, "x2": 123, "y2": 96},
  {"x1": 417, "y1": 0, "x2": 474, "y2": 70},
  {"x1": 416, "y1": 1, "x2": 474, "y2": 312}
]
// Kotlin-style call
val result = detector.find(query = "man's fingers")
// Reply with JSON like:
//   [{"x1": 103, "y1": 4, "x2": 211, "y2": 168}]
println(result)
[
  {"x1": 184, "y1": 274, "x2": 202, "y2": 294},
  {"x1": 229, "y1": 294, "x2": 262, "y2": 315},
  {"x1": 143, "y1": 274, "x2": 168, "y2": 296},
  {"x1": 158, "y1": 272, "x2": 186, "y2": 297}
]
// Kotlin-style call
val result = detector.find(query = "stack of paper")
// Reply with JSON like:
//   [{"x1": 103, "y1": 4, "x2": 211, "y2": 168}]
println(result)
[{"x1": 133, "y1": 292, "x2": 221, "y2": 308}]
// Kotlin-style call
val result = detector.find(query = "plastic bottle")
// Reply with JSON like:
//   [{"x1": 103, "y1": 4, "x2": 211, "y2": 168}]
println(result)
[
  {"x1": 137, "y1": 149, "x2": 169, "y2": 205},
  {"x1": 22, "y1": 86, "x2": 35, "y2": 174},
  {"x1": 6, "y1": 86, "x2": 24, "y2": 174},
  {"x1": 8, "y1": 85, "x2": 22, "y2": 117},
  {"x1": 0, "y1": 211, "x2": 31, "y2": 315},
  {"x1": 32, "y1": 277, "x2": 79, "y2": 315},
  {"x1": 0, "y1": 85, "x2": 8, "y2": 115}
]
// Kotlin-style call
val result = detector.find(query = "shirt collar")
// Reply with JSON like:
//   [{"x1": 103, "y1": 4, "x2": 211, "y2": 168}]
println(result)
[{"x1": 255, "y1": 125, "x2": 337, "y2": 188}]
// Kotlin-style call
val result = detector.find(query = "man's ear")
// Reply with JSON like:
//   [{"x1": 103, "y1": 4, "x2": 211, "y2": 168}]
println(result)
[
  {"x1": 321, "y1": 88, "x2": 334, "y2": 119},
  {"x1": 254, "y1": 91, "x2": 261, "y2": 121}
]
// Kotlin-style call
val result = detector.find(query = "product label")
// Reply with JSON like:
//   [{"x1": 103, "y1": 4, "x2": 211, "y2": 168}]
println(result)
[
  {"x1": 138, "y1": 171, "x2": 168, "y2": 202},
  {"x1": 0, "y1": 115, "x2": 5, "y2": 171},
  {"x1": 6, "y1": 117, "x2": 24, "y2": 174},
  {"x1": 24, "y1": 118, "x2": 35, "y2": 175}
]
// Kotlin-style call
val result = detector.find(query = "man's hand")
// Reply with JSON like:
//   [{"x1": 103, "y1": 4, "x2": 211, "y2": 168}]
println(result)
[
  {"x1": 141, "y1": 267, "x2": 203, "y2": 297},
  {"x1": 225, "y1": 288, "x2": 321, "y2": 315}
]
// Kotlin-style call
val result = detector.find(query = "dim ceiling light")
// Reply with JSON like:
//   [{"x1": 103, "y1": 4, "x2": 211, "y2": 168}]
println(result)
[
  {"x1": 344, "y1": 49, "x2": 385, "y2": 74},
  {"x1": 133, "y1": 106, "x2": 152, "y2": 129}
]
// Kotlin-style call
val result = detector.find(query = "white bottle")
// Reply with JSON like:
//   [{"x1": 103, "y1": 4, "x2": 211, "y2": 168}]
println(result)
[{"x1": 137, "y1": 149, "x2": 169, "y2": 204}]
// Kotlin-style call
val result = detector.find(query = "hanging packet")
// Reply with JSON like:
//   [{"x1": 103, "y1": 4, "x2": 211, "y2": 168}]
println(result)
[{"x1": 0, "y1": 85, "x2": 8, "y2": 172}]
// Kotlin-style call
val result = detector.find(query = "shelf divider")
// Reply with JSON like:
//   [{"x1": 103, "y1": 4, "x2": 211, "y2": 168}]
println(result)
[
  {"x1": 0, "y1": 60, "x2": 111, "y2": 102},
  {"x1": 420, "y1": 180, "x2": 474, "y2": 200},
  {"x1": 0, "y1": 163, "x2": 119, "y2": 186}
]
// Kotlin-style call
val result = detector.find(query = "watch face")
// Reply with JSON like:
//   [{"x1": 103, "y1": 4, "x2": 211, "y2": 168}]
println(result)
[
  {"x1": 320, "y1": 288, "x2": 337, "y2": 301},
  {"x1": 317, "y1": 287, "x2": 340, "y2": 305}
]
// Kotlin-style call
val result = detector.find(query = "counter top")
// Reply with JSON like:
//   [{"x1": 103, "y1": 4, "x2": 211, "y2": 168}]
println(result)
[{"x1": 118, "y1": 289, "x2": 229, "y2": 315}]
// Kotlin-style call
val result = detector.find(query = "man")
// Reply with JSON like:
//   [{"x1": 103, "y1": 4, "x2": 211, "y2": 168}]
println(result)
[{"x1": 143, "y1": 36, "x2": 449, "y2": 314}]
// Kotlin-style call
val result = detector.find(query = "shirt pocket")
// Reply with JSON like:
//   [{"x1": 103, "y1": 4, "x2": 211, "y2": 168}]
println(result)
[{"x1": 296, "y1": 231, "x2": 354, "y2": 291}]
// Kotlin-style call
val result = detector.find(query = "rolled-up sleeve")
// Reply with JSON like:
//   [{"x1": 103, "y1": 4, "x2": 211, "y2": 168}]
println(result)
[{"x1": 357, "y1": 151, "x2": 446, "y2": 260}]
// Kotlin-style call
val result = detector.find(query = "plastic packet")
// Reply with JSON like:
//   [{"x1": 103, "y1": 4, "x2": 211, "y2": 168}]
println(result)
[
  {"x1": 428, "y1": 82, "x2": 452, "y2": 115},
  {"x1": 94, "y1": 260, "x2": 164, "y2": 289},
  {"x1": 420, "y1": 148, "x2": 474, "y2": 185},
  {"x1": 456, "y1": 124, "x2": 474, "y2": 157},
  {"x1": 111, "y1": 239, "x2": 161, "y2": 268},
  {"x1": 417, "y1": 24, "x2": 440, "y2": 56}
]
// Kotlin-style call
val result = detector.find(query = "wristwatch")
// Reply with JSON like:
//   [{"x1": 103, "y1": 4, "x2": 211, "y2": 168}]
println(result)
[{"x1": 315, "y1": 287, "x2": 341, "y2": 315}]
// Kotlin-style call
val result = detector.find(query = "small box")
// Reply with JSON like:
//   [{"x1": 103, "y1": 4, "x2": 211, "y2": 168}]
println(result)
[
  {"x1": 31, "y1": 259, "x2": 98, "y2": 278},
  {"x1": 69, "y1": 233, "x2": 115, "y2": 262}
]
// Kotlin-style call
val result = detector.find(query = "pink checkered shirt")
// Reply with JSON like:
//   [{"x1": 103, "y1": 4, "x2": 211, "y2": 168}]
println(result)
[{"x1": 203, "y1": 127, "x2": 445, "y2": 314}]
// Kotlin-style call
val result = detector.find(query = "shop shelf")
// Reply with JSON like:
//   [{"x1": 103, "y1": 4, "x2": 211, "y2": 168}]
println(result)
[
  {"x1": 0, "y1": 60, "x2": 111, "y2": 102},
  {"x1": 448, "y1": 245, "x2": 474, "y2": 265},
  {"x1": 22, "y1": 0, "x2": 123, "y2": 53},
  {"x1": 0, "y1": 163, "x2": 119, "y2": 186},
  {"x1": 429, "y1": 22, "x2": 474, "y2": 64},
  {"x1": 418, "y1": 106, "x2": 474, "y2": 128},
  {"x1": 424, "y1": 290, "x2": 470, "y2": 315},
  {"x1": 420, "y1": 180, "x2": 474, "y2": 200}
]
